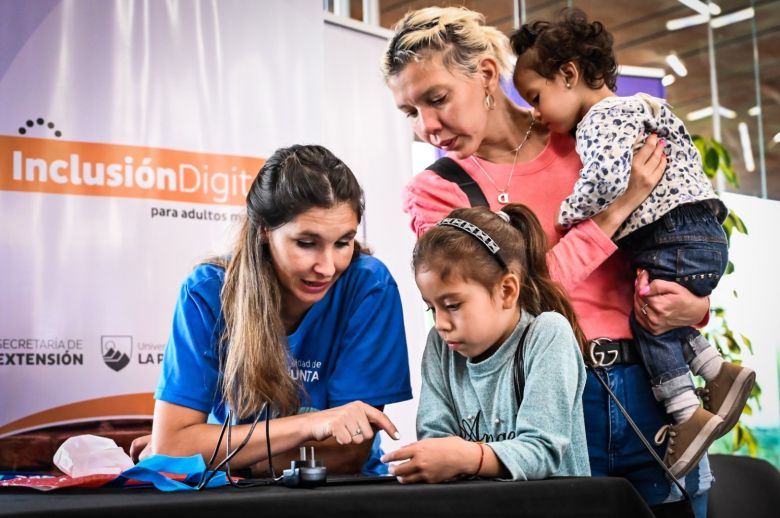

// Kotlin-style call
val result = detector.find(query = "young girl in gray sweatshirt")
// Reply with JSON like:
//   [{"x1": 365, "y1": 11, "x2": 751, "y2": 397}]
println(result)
[{"x1": 381, "y1": 204, "x2": 590, "y2": 481}]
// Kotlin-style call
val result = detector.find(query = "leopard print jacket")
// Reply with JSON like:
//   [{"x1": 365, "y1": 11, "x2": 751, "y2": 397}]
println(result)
[{"x1": 559, "y1": 93, "x2": 723, "y2": 241}]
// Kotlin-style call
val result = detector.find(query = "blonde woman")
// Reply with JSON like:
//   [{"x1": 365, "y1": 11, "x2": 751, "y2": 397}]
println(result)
[
  {"x1": 137, "y1": 145, "x2": 411, "y2": 475},
  {"x1": 383, "y1": 6, "x2": 712, "y2": 515}
]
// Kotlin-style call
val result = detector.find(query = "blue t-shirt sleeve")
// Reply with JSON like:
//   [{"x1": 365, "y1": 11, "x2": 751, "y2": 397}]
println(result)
[
  {"x1": 154, "y1": 265, "x2": 224, "y2": 414},
  {"x1": 326, "y1": 259, "x2": 412, "y2": 408}
]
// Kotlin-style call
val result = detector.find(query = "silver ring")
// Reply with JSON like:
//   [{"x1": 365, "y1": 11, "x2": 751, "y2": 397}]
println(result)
[
  {"x1": 641, "y1": 303, "x2": 649, "y2": 316},
  {"x1": 352, "y1": 428, "x2": 362, "y2": 437}
]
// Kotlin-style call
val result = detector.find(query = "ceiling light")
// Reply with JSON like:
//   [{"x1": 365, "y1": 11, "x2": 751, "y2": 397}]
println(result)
[
  {"x1": 665, "y1": 54, "x2": 688, "y2": 77},
  {"x1": 773, "y1": 132, "x2": 780, "y2": 144},
  {"x1": 677, "y1": 0, "x2": 721, "y2": 16},
  {"x1": 662, "y1": 74, "x2": 676, "y2": 87},
  {"x1": 686, "y1": 105, "x2": 737, "y2": 121},
  {"x1": 687, "y1": 106, "x2": 713, "y2": 121},
  {"x1": 738, "y1": 122, "x2": 755, "y2": 173},
  {"x1": 707, "y1": 2, "x2": 722, "y2": 15},
  {"x1": 666, "y1": 13, "x2": 709, "y2": 31},
  {"x1": 617, "y1": 65, "x2": 666, "y2": 78},
  {"x1": 667, "y1": 7, "x2": 754, "y2": 31},
  {"x1": 710, "y1": 7, "x2": 754, "y2": 28},
  {"x1": 748, "y1": 106, "x2": 760, "y2": 117}
]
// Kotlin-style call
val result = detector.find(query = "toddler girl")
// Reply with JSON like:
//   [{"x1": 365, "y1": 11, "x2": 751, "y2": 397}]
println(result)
[{"x1": 511, "y1": 8, "x2": 754, "y2": 478}]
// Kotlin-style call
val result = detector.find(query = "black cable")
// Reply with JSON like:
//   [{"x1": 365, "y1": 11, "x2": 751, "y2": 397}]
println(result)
[
  {"x1": 196, "y1": 405, "x2": 265, "y2": 490},
  {"x1": 589, "y1": 366, "x2": 692, "y2": 501},
  {"x1": 207, "y1": 413, "x2": 230, "y2": 468},
  {"x1": 266, "y1": 408, "x2": 273, "y2": 477},
  {"x1": 195, "y1": 401, "x2": 288, "y2": 490},
  {"x1": 225, "y1": 409, "x2": 238, "y2": 487},
  {"x1": 265, "y1": 405, "x2": 284, "y2": 481},
  {"x1": 196, "y1": 413, "x2": 231, "y2": 489},
  {"x1": 232, "y1": 404, "x2": 281, "y2": 487}
]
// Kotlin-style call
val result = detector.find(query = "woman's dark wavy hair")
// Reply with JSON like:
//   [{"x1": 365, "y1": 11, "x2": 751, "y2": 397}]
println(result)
[
  {"x1": 510, "y1": 7, "x2": 618, "y2": 91},
  {"x1": 249, "y1": 144, "x2": 365, "y2": 246},
  {"x1": 214, "y1": 144, "x2": 366, "y2": 419}
]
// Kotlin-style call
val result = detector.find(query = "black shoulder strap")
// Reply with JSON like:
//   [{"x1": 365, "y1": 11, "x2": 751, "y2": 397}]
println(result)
[
  {"x1": 589, "y1": 367, "x2": 694, "y2": 505},
  {"x1": 426, "y1": 157, "x2": 489, "y2": 208},
  {"x1": 513, "y1": 324, "x2": 532, "y2": 405}
]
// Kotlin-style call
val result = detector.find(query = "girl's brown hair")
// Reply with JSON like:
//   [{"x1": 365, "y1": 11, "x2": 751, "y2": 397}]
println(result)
[{"x1": 413, "y1": 204, "x2": 587, "y2": 351}]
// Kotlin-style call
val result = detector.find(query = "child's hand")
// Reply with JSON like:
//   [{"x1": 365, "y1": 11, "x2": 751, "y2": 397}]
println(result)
[{"x1": 381, "y1": 437, "x2": 481, "y2": 483}]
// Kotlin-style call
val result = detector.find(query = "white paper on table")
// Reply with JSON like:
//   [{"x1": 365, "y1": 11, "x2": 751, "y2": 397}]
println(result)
[{"x1": 53, "y1": 434, "x2": 134, "y2": 477}]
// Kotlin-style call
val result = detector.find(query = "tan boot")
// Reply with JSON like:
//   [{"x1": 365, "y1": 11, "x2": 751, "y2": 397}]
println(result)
[
  {"x1": 697, "y1": 362, "x2": 756, "y2": 438},
  {"x1": 655, "y1": 407, "x2": 724, "y2": 479}
]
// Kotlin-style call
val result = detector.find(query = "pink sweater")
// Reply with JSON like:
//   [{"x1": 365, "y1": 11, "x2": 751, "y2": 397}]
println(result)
[{"x1": 403, "y1": 132, "x2": 635, "y2": 340}]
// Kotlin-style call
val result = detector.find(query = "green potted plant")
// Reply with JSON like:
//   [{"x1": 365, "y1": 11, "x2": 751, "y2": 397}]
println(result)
[{"x1": 693, "y1": 135, "x2": 760, "y2": 456}]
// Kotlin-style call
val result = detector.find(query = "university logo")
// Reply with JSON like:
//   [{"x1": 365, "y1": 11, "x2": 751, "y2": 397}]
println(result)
[{"x1": 101, "y1": 335, "x2": 133, "y2": 372}]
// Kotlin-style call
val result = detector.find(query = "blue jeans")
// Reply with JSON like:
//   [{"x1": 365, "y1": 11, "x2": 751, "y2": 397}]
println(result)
[
  {"x1": 584, "y1": 364, "x2": 713, "y2": 514},
  {"x1": 619, "y1": 201, "x2": 729, "y2": 401}
]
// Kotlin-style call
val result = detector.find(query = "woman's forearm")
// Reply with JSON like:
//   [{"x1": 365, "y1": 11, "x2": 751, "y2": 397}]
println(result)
[
  {"x1": 546, "y1": 219, "x2": 617, "y2": 293},
  {"x1": 591, "y1": 181, "x2": 656, "y2": 238},
  {"x1": 152, "y1": 413, "x2": 312, "y2": 470},
  {"x1": 591, "y1": 199, "x2": 633, "y2": 238},
  {"x1": 152, "y1": 400, "x2": 397, "y2": 471},
  {"x1": 592, "y1": 134, "x2": 667, "y2": 238}
]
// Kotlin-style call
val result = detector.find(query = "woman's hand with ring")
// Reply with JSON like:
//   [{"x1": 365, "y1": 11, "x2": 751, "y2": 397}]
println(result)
[
  {"x1": 306, "y1": 401, "x2": 399, "y2": 446},
  {"x1": 634, "y1": 270, "x2": 710, "y2": 334}
]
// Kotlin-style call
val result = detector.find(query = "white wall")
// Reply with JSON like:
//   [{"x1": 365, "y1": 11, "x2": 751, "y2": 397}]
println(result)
[
  {"x1": 711, "y1": 192, "x2": 780, "y2": 429},
  {"x1": 321, "y1": 19, "x2": 427, "y2": 451}
]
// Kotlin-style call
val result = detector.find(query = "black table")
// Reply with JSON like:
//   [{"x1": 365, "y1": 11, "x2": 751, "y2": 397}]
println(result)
[{"x1": 1, "y1": 476, "x2": 653, "y2": 517}]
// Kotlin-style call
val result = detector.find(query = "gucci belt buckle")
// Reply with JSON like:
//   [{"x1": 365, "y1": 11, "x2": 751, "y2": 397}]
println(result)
[{"x1": 588, "y1": 337, "x2": 619, "y2": 367}]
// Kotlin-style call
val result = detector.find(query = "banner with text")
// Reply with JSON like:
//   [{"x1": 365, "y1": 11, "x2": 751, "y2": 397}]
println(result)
[{"x1": 0, "y1": 0, "x2": 324, "y2": 437}]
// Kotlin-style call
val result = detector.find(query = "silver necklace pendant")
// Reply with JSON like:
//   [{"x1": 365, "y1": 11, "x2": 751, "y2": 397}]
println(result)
[{"x1": 469, "y1": 117, "x2": 535, "y2": 207}]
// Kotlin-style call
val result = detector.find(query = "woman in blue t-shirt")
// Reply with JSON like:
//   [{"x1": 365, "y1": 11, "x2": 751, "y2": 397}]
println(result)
[{"x1": 132, "y1": 144, "x2": 412, "y2": 475}]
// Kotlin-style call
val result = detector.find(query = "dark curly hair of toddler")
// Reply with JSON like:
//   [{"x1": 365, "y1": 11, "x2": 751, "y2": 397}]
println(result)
[{"x1": 510, "y1": 8, "x2": 618, "y2": 91}]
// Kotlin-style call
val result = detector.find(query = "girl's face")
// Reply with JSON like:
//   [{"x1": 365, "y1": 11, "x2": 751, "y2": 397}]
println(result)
[
  {"x1": 513, "y1": 60, "x2": 582, "y2": 134},
  {"x1": 387, "y1": 53, "x2": 492, "y2": 159},
  {"x1": 415, "y1": 267, "x2": 520, "y2": 361},
  {"x1": 267, "y1": 203, "x2": 358, "y2": 327}
]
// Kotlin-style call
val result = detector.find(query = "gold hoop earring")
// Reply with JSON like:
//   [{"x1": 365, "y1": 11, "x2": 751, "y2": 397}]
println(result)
[{"x1": 484, "y1": 92, "x2": 496, "y2": 111}]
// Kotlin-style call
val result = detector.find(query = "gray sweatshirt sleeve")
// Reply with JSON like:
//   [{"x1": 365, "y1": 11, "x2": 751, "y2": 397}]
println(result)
[
  {"x1": 488, "y1": 312, "x2": 588, "y2": 480},
  {"x1": 416, "y1": 327, "x2": 461, "y2": 438}
]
